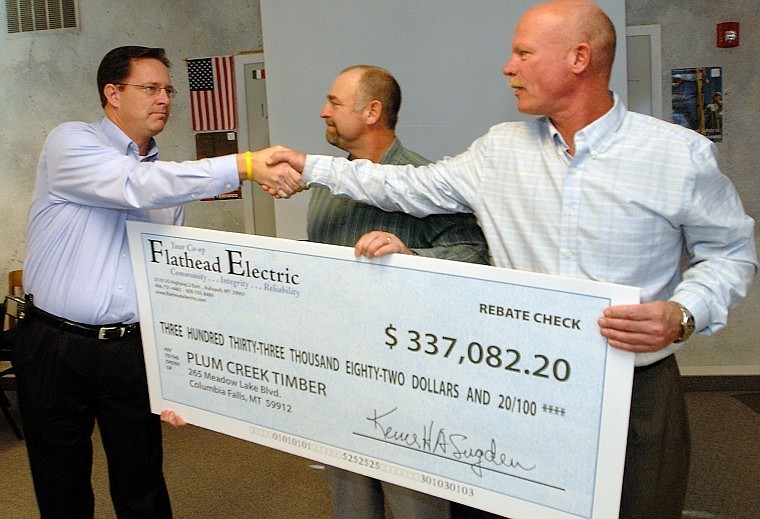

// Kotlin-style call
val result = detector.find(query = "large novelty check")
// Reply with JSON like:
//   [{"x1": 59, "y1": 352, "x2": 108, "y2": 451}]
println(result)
[{"x1": 127, "y1": 222, "x2": 638, "y2": 518}]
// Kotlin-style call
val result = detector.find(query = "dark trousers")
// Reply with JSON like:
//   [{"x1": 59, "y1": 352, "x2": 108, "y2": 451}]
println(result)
[
  {"x1": 13, "y1": 315, "x2": 171, "y2": 519},
  {"x1": 619, "y1": 354, "x2": 690, "y2": 519}
]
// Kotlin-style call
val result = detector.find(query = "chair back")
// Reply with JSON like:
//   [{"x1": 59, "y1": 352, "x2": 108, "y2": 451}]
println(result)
[
  {"x1": 8, "y1": 270, "x2": 22, "y2": 297},
  {"x1": 1, "y1": 269, "x2": 24, "y2": 438},
  {"x1": 4, "y1": 270, "x2": 23, "y2": 330}
]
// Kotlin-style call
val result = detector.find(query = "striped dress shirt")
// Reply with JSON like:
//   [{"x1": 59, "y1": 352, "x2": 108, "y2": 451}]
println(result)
[{"x1": 304, "y1": 94, "x2": 757, "y2": 366}]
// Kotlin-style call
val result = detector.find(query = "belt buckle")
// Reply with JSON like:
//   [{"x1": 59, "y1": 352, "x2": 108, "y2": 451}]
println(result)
[
  {"x1": 98, "y1": 326, "x2": 124, "y2": 340},
  {"x1": 4, "y1": 295, "x2": 26, "y2": 320}
]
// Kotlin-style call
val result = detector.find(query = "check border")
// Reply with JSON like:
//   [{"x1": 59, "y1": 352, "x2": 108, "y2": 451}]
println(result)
[{"x1": 127, "y1": 221, "x2": 638, "y2": 518}]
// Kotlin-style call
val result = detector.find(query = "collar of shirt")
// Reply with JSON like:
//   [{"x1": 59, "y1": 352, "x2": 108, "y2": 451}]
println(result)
[
  {"x1": 346, "y1": 137, "x2": 405, "y2": 164},
  {"x1": 378, "y1": 138, "x2": 403, "y2": 164},
  {"x1": 98, "y1": 116, "x2": 159, "y2": 160},
  {"x1": 545, "y1": 92, "x2": 625, "y2": 159}
]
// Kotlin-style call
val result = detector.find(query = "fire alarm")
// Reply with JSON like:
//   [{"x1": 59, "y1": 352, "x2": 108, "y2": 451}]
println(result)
[{"x1": 717, "y1": 22, "x2": 740, "y2": 48}]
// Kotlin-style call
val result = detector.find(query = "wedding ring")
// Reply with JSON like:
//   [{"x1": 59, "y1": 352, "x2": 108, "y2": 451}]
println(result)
[{"x1": 387, "y1": 237, "x2": 391, "y2": 244}]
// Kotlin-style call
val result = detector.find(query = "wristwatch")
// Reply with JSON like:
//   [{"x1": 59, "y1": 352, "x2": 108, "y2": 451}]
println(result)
[{"x1": 674, "y1": 303, "x2": 695, "y2": 343}]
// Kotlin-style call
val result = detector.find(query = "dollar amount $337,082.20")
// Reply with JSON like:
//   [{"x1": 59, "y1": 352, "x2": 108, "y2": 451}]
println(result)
[{"x1": 384, "y1": 325, "x2": 571, "y2": 382}]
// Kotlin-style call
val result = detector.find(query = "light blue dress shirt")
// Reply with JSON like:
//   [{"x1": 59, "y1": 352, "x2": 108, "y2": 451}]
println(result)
[
  {"x1": 304, "y1": 93, "x2": 757, "y2": 366},
  {"x1": 24, "y1": 117, "x2": 239, "y2": 325}
]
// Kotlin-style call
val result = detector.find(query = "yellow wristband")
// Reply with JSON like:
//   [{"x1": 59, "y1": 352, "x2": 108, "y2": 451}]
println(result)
[{"x1": 245, "y1": 151, "x2": 253, "y2": 182}]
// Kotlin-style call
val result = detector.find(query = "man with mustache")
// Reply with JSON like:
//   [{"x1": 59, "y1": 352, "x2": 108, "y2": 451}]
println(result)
[
  {"x1": 310, "y1": 65, "x2": 488, "y2": 519},
  {"x1": 266, "y1": 1, "x2": 757, "y2": 517},
  {"x1": 15, "y1": 46, "x2": 288, "y2": 518}
]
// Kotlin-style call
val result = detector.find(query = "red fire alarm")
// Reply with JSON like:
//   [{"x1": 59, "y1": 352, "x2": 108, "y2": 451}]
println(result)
[{"x1": 717, "y1": 22, "x2": 740, "y2": 48}]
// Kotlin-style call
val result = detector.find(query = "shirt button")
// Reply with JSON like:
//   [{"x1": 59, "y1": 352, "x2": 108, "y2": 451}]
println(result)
[{"x1": 564, "y1": 251, "x2": 573, "y2": 259}]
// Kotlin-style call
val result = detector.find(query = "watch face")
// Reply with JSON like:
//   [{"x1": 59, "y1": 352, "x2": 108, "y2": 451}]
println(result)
[
  {"x1": 685, "y1": 317, "x2": 696, "y2": 334},
  {"x1": 676, "y1": 304, "x2": 695, "y2": 343}
]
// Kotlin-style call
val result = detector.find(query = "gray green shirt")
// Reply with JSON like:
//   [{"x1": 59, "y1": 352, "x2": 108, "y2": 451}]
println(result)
[{"x1": 307, "y1": 138, "x2": 488, "y2": 264}]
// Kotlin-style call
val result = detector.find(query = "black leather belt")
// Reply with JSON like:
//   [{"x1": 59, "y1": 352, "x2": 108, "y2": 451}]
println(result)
[{"x1": 28, "y1": 304, "x2": 139, "y2": 340}]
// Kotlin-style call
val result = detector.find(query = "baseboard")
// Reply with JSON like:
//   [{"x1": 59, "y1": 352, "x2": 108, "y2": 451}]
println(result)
[
  {"x1": 678, "y1": 364, "x2": 760, "y2": 376},
  {"x1": 681, "y1": 374, "x2": 760, "y2": 392}
]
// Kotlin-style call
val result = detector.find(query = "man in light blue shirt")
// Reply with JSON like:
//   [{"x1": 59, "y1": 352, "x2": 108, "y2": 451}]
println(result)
[
  {"x1": 15, "y1": 46, "x2": 287, "y2": 518},
  {"x1": 266, "y1": 2, "x2": 757, "y2": 517}
]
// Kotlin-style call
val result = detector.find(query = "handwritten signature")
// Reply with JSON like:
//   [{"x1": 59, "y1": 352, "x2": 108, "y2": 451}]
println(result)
[{"x1": 366, "y1": 407, "x2": 536, "y2": 477}]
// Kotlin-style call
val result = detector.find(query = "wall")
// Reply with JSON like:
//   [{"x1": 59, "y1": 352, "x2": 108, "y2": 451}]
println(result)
[
  {"x1": 626, "y1": 0, "x2": 759, "y2": 375},
  {"x1": 259, "y1": 0, "x2": 626, "y2": 240},
  {"x1": 0, "y1": 0, "x2": 757, "y2": 374}
]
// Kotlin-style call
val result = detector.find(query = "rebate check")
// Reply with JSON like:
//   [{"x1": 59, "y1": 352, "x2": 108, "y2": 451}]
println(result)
[{"x1": 127, "y1": 221, "x2": 638, "y2": 518}]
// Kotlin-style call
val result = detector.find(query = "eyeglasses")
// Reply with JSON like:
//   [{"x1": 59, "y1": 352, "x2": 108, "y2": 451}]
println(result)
[{"x1": 115, "y1": 83, "x2": 178, "y2": 98}]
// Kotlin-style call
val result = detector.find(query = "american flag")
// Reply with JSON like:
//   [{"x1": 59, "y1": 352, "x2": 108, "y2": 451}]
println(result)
[{"x1": 187, "y1": 56, "x2": 237, "y2": 132}]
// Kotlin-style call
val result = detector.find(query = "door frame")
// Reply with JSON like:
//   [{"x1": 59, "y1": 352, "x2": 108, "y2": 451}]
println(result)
[{"x1": 625, "y1": 24, "x2": 662, "y2": 119}]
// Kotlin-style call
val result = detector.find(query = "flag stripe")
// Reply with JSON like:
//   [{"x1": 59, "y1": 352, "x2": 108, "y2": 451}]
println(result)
[{"x1": 188, "y1": 56, "x2": 237, "y2": 131}]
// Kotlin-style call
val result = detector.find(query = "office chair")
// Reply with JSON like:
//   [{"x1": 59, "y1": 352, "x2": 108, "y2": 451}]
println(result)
[{"x1": 1, "y1": 269, "x2": 24, "y2": 439}]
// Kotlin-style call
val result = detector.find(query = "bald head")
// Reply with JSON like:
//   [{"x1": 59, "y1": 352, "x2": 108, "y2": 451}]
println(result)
[
  {"x1": 503, "y1": 0, "x2": 617, "y2": 146},
  {"x1": 525, "y1": 0, "x2": 616, "y2": 79}
]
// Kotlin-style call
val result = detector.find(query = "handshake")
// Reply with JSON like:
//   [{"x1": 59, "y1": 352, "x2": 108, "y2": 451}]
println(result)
[{"x1": 245, "y1": 146, "x2": 309, "y2": 199}]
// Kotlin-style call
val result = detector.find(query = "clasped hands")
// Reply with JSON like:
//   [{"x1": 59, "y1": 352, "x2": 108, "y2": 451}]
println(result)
[{"x1": 247, "y1": 146, "x2": 308, "y2": 199}]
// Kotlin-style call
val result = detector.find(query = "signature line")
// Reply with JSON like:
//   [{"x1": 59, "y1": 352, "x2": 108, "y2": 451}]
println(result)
[{"x1": 353, "y1": 431, "x2": 565, "y2": 492}]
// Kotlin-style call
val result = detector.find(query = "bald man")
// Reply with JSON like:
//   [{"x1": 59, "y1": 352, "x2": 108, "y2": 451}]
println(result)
[{"x1": 267, "y1": 2, "x2": 757, "y2": 517}]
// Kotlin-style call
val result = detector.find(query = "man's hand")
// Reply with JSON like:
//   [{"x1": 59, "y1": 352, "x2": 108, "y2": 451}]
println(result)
[
  {"x1": 160, "y1": 409, "x2": 187, "y2": 428},
  {"x1": 354, "y1": 231, "x2": 414, "y2": 258},
  {"x1": 267, "y1": 149, "x2": 307, "y2": 174},
  {"x1": 598, "y1": 301, "x2": 684, "y2": 352},
  {"x1": 246, "y1": 146, "x2": 307, "y2": 198}
]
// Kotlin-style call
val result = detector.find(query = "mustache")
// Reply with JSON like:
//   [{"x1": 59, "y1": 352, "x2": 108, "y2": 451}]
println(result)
[{"x1": 508, "y1": 78, "x2": 524, "y2": 88}]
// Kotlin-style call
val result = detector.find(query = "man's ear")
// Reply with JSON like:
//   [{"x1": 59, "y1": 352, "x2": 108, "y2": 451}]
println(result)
[
  {"x1": 365, "y1": 99, "x2": 383, "y2": 125},
  {"x1": 103, "y1": 84, "x2": 121, "y2": 109},
  {"x1": 570, "y1": 42, "x2": 592, "y2": 74}
]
